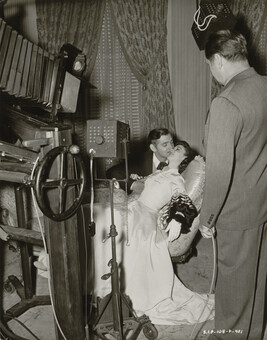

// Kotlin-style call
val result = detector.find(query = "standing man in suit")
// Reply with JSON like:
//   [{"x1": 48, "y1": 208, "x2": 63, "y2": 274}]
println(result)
[
  {"x1": 106, "y1": 127, "x2": 174, "y2": 192},
  {"x1": 199, "y1": 30, "x2": 267, "y2": 339}
]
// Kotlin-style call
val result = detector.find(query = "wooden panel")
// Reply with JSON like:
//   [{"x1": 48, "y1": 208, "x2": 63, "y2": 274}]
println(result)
[
  {"x1": 5, "y1": 34, "x2": 23, "y2": 93},
  {"x1": 60, "y1": 72, "x2": 80, "y2": 113},
  {"x1": 0, "y1": 225, "x2": 43, "y2": 246},
  {"x1": 43, "y1": 53, "x2": 54, "y2": 104},
  {"x1": 0, "y1": 20, "x2": 5, "y2": 46},
  {"x1": 33, "y1": 46, "x2": 43, "y2": 100},
  {"x1": 42, "y1": 128, "x2": 85, "y2": 339},
  {"x1": 44, "y1": 215, "x2": 85, "y2": 339},
  {"x1": 19, "y1": 40, "x2": 32, "y2": 98},
  {"x1": 39, "y1": 50, "x2": 48, "y2": 103},
  {"x1": 0, "y1": 24, "x2": 12, "y2": 79},
  {"x1": 12, "y1": 38, "x2": 27, "y2": 96},
  {"x1": 26, "y1": 43, "x2": 37, "y2": 99},
  {"x1": 48, "y1": 57, "x2": 60, "y2": 107},
  {"x1": 0, "y1": 30, "x2": 17, "y2": 89}
]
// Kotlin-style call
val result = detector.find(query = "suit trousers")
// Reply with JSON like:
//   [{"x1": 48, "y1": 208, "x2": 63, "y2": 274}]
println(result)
[{"x1": 210, "y1": 221, "x2": 267, "y2": 340}]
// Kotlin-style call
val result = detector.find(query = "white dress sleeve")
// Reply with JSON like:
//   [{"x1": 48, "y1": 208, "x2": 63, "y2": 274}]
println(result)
[{"x1": 169, "y1": 171, "x2": 187, "y2": 196}]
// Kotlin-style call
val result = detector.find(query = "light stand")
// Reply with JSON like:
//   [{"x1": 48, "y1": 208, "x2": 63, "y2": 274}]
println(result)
[{"x1": 88, "y1": 140, "x2": 158, "y2": 340}]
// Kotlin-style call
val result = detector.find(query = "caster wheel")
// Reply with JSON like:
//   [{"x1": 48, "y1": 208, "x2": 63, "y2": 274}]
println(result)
[{"x1": 143, "y1": 323, "x2": 158, "y2": 339}]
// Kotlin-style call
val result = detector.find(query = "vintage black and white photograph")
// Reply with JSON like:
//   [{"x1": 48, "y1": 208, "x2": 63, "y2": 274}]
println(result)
[{"x1": 0, "y1": 0, "x2": 266, "y2": 339}]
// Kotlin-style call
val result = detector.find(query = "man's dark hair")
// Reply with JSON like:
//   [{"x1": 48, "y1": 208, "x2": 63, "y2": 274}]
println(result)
[
  {"x1": 175, "y1": 141, "x2": 197, "y2": 174},
  {"x1": 147, "y1": 128, "x2": 171, "y2": 145},
  {"x1": 205, "y1": 29, "x2": 248, "y2": 62}
]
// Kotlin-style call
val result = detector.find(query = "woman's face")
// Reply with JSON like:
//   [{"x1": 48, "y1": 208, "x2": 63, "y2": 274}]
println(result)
[{"x1": 167, "y1": 144, "x2": 187, "y2": 164}]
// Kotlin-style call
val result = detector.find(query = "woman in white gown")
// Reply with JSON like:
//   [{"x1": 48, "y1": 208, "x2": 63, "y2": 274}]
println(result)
[{"x1": 91, "y1": 141, "x2": 214, "y2": 325}]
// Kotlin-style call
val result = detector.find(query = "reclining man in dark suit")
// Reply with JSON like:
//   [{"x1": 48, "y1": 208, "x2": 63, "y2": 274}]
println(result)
[{"x1": 106, "y1": 127, "x2": 174, "y2": 192}]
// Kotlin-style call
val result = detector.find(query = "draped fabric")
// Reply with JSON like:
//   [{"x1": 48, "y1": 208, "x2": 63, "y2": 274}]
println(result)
[
  {"x1": 35, "y1": 0, "x2": 174, "y2": 151},
  {"x1": 211, "y1": 0, "x2": 267, "y2": 99},
  {"x1": 35, "y1": 0, "x2": 106, "y2": 78},
  {"x1": 231, "y1": 0, "x2": 267, "y2": 76},
  {"x1": 88, "y1": 2, "x2": 143, "y2": 141},
  {"x1": 87, "y1": 2, "x2": 144, "y2": 174},
  {"x1": 110, "y1": 0, "x2": 175, "y2": 136},
  {"x1": 35, "y1": 0, "x2": 106, "y2": 155}
]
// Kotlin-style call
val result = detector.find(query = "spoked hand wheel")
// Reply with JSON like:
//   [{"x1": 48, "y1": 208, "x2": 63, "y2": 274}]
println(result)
[{"x1": 34, "y1": 145, "x2": 86, "y2": 222}]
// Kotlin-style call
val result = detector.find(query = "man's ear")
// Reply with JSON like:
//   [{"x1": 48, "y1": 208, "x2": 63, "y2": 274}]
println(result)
[
  {"x1": 214, "y1": 53, "x2": 223, "y2": 69},
  {"x1": 150, "y1": 143, "x2": 156, "y2": 153}
]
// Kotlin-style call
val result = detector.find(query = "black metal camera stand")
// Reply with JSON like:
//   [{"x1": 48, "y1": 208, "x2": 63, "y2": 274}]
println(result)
[
  {"x1": 93, "y1": 179, "x2": 158, "y2": 340},
  {"x1": 89, "y1": 141, "x2": 158, "y2": 340}
]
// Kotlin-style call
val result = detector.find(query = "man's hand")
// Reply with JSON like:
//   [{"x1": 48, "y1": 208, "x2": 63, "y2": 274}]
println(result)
[
  {"x1": 165, "y1": 219, "x2": 181, "y2": 242},
  {"x1": 199, "y1": 225, "x2": 215, "y2": 239},
  {"x1": 130, "y1": 174, "x2": 144, "y2": 181}
]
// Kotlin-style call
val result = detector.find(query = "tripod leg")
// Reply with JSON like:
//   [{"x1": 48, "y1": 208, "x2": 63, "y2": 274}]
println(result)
[{"x1": 111, "y1": 291, "x2": 123, "y2": 340}]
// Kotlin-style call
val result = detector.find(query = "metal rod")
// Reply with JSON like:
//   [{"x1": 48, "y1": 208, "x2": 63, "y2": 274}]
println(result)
[
  {"x1": 123, "y1": 139, "x2": 129, "y2": 182},
  {"x1": 109, "y1": 179, "x2": 123, "y2": 339}
]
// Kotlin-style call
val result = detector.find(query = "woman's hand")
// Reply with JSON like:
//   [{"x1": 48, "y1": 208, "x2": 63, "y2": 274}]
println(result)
[
  {"x1": 165, "y1": 219, "x2": 182, "y2": 242},
  {"x1": 199, "y1": 225, "x2": 215, "y2": 239}
]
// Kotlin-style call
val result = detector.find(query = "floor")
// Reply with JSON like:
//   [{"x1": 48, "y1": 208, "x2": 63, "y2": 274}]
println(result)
[
  {"x1": 1, "y1": 229, "x2": 266, "y2": 340},
  {"x1": 1, "y1": 230, "x2": 216, "y2": 340}
]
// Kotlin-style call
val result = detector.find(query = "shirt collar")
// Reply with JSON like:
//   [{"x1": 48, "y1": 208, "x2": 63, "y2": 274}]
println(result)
[
  {"x1": 225, "y1": 67, "x2": 256, "y2": 89},
  {"x1": 153, "y1": 153, "x2": 168, "y2": 169}
]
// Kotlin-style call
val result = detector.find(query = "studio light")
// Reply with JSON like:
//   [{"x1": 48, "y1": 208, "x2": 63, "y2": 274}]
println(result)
[
  {"x1": 60, "y1": 43, "x2": 86, "y2": 77},
  {"x1": 191, "y1": 0, "x2": 237, "y2": 50}
]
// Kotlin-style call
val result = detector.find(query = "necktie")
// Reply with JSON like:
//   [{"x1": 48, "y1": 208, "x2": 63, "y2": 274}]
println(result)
[{"x1": 157, "y1": 162, "x2": 168, "y2": 170}]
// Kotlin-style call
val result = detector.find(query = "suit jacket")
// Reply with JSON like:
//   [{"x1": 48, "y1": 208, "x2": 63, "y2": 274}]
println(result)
[
  {"x1": 106, "y1": 150, "x2": 153, "y2": 191},
  {"x1": 200, "y1": 67, "x2": 267, "y2": 230}
]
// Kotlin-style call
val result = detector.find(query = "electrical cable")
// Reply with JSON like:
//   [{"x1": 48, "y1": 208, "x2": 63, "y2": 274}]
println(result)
[
  {"x1": 190, "y1": 231, "x2": 217, "y2": 340},
  {"x1": 89, "y1": 149, "x2": 95, "y2": 225},
  {"x1": 82, "y1": 207, "x2": 88, "y2": 327}
]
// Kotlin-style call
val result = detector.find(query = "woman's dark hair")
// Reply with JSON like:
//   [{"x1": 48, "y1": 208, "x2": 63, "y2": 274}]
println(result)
[
  {"x1": 175, "y1": 141, "x2": 197, "y2": 174},
  {"x1": 205, "y1": 29, "x2": 248, "y2": 62}
]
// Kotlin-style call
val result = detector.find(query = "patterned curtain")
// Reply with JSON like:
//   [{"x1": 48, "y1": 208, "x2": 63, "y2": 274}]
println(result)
[
  {"x1": 110, "y1": 0, "x2": 175, "y2": 136},
  {"x1": 211, "y1": 0, "x2": 267, "y2": 99},
  {"x1": 231, "y1": 0, "x2": 267, "y2": 76},
  {"x1": 87, "y1": 2, "x2": 144, "y2": 175},
  {"x1": 35, "y1": 0, "x2": 106, "y2": 154},
  {"x1": 88, "y1": 2, "x2": 143, "y2": 140},
  {"x1": 35, "y1": 0, "x2": 106, "y2": 78}
]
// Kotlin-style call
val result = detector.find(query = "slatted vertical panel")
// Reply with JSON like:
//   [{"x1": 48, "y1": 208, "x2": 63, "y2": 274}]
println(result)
[
  {"x1": 88, "y1": 2, "x2": 143, "y2": 143},
  {"x1": 167, "y1": 0, "x2": 211, "y2": 155},
  {"x1": 88, "y1": 3, "x2": 143, "y2": 171}
]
